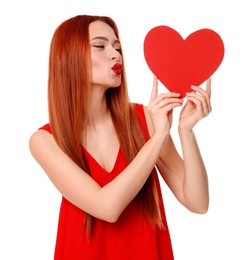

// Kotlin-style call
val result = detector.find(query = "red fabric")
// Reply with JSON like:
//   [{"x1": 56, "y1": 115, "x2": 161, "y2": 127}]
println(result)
[{"x1": 39, "y1": 103, "x2": 174, "y2": 260}]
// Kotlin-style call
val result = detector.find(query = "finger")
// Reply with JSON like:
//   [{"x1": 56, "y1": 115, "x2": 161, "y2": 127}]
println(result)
[
  {"x1": 205, "y1": 80, "x2": 212, "y2": 112},
  {"x1": 186, "y1": 91, "x2": 209, "y2": 115},
  {"x1": 160, "y1": 102, "x2": 184, "y2": 113},
  {"x1": 149, "y1": 75, "x2": 158, "y2": 103},
  {"x1": 206, "y1": 78, "x2": 212, "y2": 98},
  {"x1": 186, "y1": 94, "x2": 204, "y2": 115},
  {"x1": 191, "y1": 85, "x2": 207, "y2": 97},
  {"x1": 191, "y1": 85, "x2": 211, "y2": 113},
  {"x1": 150, "y1": 92, "x2": 181, "y2": 108},
  {"x1": 154, "y1": 97, "x2": 184, "y2": 109}
]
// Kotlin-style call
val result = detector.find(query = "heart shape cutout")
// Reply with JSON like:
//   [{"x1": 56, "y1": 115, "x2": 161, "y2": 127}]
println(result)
[{"x1": 144, "y1": 26, "x2": 225, "y2": 98}]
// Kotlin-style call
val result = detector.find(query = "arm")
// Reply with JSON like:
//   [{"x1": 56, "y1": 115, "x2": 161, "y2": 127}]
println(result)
[
  {"x1": 144, "y1": 79, "x2": 211, "y2": 214},
  {"x1": 29, "y1": 129, "x2": 165, "y2": 223},
  {"x1": 29, "y1": 77, "x2": 183, "y2": 223}
]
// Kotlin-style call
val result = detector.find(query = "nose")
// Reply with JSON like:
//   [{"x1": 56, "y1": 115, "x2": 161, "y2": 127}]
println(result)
[{"x1": 111, "y1": 48, "x2": 121, "y2": 61}]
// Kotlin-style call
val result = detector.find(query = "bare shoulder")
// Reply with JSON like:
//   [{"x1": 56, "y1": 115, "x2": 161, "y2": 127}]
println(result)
[
  {"x1": 29, "y1": 129, "x2": 57, "y2": 160},
  {"x1": 29, "y1": 129, "x2": 52, "y2": 148}
]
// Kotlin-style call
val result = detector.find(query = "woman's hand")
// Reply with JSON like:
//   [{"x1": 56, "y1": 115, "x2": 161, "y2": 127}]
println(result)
[
  {"x1": 147, "y1": 75, "x2": 184, "y2": 139},
  {"x1": 179, "y1": 79, "x2": 212, "y2": 132}
]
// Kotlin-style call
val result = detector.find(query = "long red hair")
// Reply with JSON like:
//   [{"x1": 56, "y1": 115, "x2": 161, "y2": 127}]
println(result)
[{"x1": 48, "y1": 15, "x2": 162, "y2": 237}]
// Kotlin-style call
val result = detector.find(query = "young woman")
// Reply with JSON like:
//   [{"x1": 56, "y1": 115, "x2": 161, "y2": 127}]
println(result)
[{"x1": 29, "y1": 14, "x2": 211, "y2": 259}]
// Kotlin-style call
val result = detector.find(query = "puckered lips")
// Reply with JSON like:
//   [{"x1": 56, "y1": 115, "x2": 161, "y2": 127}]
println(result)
[{"x1": 111, "y1": 63, "x2": 122, "y2": 75}]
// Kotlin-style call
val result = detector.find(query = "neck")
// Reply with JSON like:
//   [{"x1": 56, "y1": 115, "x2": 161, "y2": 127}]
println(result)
[{"x1": 87, "y1": 86, "x2": 110, "y2": 129}]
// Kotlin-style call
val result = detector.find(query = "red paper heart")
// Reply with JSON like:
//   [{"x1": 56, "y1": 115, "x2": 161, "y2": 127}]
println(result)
[{"x1": 144, "y1": 26, "x2": 224, "y2": 98}]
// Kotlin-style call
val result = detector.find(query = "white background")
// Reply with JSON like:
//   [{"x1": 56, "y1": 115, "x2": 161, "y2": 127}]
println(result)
[{"x1": 1, "y1": 0, "x2": 246, "y2": 259}]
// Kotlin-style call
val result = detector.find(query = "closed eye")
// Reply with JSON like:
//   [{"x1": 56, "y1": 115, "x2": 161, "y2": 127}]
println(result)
[
  {"x1": 93, "y1": 45, "x2": 105, "y2": 49},
  {"x1": 115, "y1": 47, "x2": 121, "y2": 53}
]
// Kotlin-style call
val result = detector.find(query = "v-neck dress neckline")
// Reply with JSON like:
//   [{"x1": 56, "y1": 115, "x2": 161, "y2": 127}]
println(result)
[
  {"x1": 82, "y1": 145, "x2": 126, "y2": 187},
  {"x1": 81, "y1": 145, "x2": 121, "y2": 174}
]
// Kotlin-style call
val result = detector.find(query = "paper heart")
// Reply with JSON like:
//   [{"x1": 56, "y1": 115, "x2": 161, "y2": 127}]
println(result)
[{"x1": 144, "y1": 26, "x2": 224, "y2": 98}]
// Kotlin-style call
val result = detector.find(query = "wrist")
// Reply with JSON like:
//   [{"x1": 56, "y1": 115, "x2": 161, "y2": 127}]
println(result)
[
  {"x1": 178, "y1": 127, "x2": 194, "y2": 137},
  {"x1": 151, "y1": 131, "x2": 169, "y2": 146}
]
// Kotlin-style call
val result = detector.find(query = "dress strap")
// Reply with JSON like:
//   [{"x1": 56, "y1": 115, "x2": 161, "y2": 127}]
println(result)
[{"x1": 39, "y1": 123, "x2": 52, "y2": 133}]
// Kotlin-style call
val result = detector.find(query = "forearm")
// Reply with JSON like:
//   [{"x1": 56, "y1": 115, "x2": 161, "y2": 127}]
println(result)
[
  {"x1": 99, "y1": 134, "x2": 167, "y2": 222},
  {"x1": 179, "y1": 129, "x2": 209, "y2": 213},
  {"x1": 30, "y1": 130, "x2": 169, "y2": 223}
]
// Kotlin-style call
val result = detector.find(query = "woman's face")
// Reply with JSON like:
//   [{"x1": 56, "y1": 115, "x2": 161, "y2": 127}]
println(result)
[{"x1": 89, "y1": 20, "x2": 123, "y2": 89}]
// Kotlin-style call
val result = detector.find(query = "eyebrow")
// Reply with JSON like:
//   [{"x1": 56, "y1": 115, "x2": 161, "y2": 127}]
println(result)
[{"x1": 90, "y1": 36, "x2": 120, "y2": 44}]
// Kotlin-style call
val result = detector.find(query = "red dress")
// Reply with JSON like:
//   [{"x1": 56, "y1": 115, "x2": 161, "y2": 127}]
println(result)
[{"x1": 39, "y1": 103, "x2": 174, "y2": 260}]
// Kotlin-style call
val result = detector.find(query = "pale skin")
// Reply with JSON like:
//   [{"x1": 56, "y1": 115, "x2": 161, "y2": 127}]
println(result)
[{"x1": 29, "y1": 21, "x2": 211, "y2": 223}]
